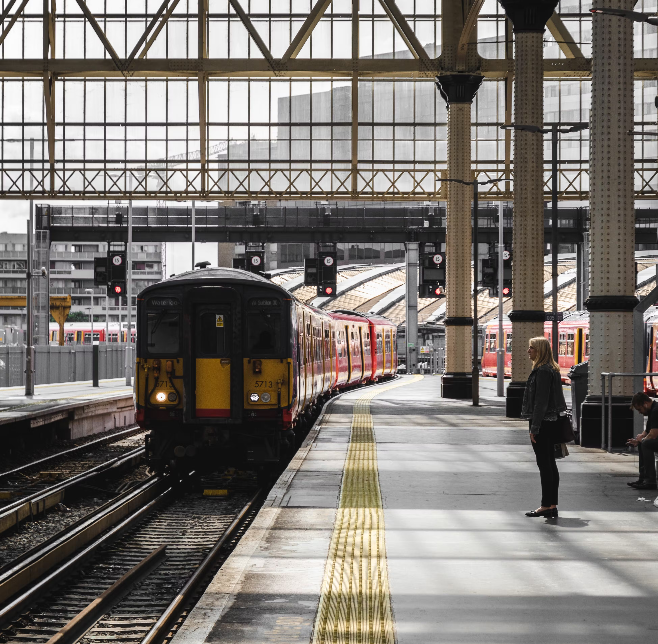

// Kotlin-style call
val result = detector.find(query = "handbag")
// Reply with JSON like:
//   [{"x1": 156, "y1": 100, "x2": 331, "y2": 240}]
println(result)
[{"x1": 555, "y1": 413, "x2": 575, "y2": 444}]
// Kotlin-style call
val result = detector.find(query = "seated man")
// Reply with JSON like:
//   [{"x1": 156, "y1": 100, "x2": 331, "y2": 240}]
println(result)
[{"x1": 627, "y1": 392, "x2": 658, "y2": 490}]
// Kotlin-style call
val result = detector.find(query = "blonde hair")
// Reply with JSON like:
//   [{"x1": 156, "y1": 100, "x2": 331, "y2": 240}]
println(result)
[{"x1": 529, "y1": 336, "x2": 560, "y2": 371}]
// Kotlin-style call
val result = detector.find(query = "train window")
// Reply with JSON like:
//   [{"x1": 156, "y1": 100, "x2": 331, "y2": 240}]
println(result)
[
  {"x1": 585, "y1": 333, "x2": 590, "y2": 356},
  {"x1": 506, "y1": 333, "x2": 512, "y2": 353},
  {"x1": 566, "y1": 333, "x2": 575, "y2": 356},
  {"x1": 147, "y1": 310, "x2": 180, "y2": 354},
  {"x1": 198, "y1": 312, "x2": 227, "y2": 356},
  {"x1": 488, "y1": 333, "x2": 497, "y2": 353},
  {"x1": 247, "y1": 310, "x2": 281, "y2": 356},
  {"x1": 559, "y1": 332, "x2": 567, "y2": 356}
]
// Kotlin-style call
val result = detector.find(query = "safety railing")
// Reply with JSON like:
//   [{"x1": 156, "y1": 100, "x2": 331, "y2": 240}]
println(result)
[{"x1": 600, "y1": 372, "x2": 658, "y2": 452}]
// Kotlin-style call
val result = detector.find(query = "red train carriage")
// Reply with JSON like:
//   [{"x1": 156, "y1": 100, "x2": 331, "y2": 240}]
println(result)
[{"x1": 482, "y1": 312, "x2": 590, "y2": 383}]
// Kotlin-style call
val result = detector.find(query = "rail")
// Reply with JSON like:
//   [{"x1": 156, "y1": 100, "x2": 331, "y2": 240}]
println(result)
[{"x1": 600, "y1": 372, "x2": 658, "y2": 453}]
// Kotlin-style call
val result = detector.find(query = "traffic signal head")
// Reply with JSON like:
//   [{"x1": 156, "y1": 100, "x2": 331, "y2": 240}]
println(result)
[
  {"x1": 111, "y1": 281, "x2": 125, "y2": 296},
  {"x1": 421, "y1": 252, "x2": 446, "y2": 287},
  {"x1": 318, "y1": 284, "x2": 336, "y2": 297},
  {"x1": 108, "y1": 251, "x2": 126, "y2": 281},
  {"x1": 419, "y1": 284, "x2": 444, "y2": 298},
  {"x1": 246, "y1": 251, "x2": 265, "y2": 273}
]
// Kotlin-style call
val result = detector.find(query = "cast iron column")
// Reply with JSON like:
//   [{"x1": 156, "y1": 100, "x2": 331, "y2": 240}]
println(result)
[
  {"x1": 499, "y1": 0, "x2": 558, "y2": 417},
  {"x1": 405, "y1": 242, "x2": 419, "y2": 374},
  {"x1": 436, "y1": 75, "x2": 483, "y2": 399},
  {"x1": 581, "y1": 1, "x2": 637, "y2": 447}
]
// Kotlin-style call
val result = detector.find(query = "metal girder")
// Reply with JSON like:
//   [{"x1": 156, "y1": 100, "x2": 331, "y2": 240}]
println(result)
[
  {"x1": 124, "y1": 0, "x2": 174, "y2": 72},
  {"x1": 138, "y1": 0, "x2": 181, "y2": 61},
  {"x1": 546, "y1": 13, "x2": 584, "y2": 59},
  {"x1": 281, "y1": 0, "x2": 332, "y2": 62},
  {"x1": 0, "y1": 0, "x2": 29, "y2": 48},
  {"x1": 377, "y1": 0, "x2": 432, "y2": 66},
  {"x1": 456, "y1": 0, "x2": 485, "y2": 70},
  {"x1": 227, "y1": 0, "x2": 276, "y2": 71},
  {"x1": 2, "y1": 57, "x2": 656, "y2": 78},
  {"x1": 75, "y1": 0, "x2": 123, "y2": 73}
]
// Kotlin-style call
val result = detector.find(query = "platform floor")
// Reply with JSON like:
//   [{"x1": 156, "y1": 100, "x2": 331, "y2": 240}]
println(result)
[
  {"x1": 173, "y1": 375, "x2": 655, "y2": 644},
  {"x1": 0, "y1": 378, "x2": 134, "y2": 426}
]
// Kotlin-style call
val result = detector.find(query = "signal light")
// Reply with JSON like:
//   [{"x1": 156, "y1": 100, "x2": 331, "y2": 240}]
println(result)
[
  {"x1": 325, "y1": 286, "x2": 333, "y2": 295},
  {"x1": 318, "y1": 283, "x2": 337, "y2": 297},
  {"x1": 502, "y1": 286, "x2": 511, "y2": 296},
  {"x1": 114, "y1": 284, "x2": 122, "y2": 294},
  {"x1": 434, "y1": 286, "x2": 442, "y2": 296}
]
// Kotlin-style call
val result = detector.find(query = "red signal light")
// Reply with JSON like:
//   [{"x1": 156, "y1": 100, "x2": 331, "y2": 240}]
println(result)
[
  {"x1": 434, "y1": 287, "x2": 442, "y2": 296},
  {"x1": 114, "y1": 284, "x2": 123, "y2": 295},
  {"x1": 325, "y1": 286, "x2": 333, "y2": 295},
  {"x1": 502, "y1": 287, "x2": 511, "y2": 296}
]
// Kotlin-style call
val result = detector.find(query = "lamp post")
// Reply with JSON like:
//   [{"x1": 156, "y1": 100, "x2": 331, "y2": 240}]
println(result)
[
  {"x1": 85, "y1": 288, "x2": 94, "y2": 342},
  {"x1": 501, "y1": 123, "x2": 589, "y2": 361},
  {"x1": 442, "y1": 175, "x2": 507, "y2": 406}
]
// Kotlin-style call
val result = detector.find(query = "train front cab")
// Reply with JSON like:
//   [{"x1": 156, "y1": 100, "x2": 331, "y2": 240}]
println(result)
[{"x1": 138, "y1": 284, "x2": 295, "y2": 471}]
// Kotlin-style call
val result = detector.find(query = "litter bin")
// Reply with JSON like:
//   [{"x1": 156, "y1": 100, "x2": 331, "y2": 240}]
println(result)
[{"x1": 569, "y1": 361, "x2": 588, "y2": 443}]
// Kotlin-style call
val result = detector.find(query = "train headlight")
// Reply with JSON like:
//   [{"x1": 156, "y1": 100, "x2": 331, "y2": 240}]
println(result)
[
  {"x1": 168, "y1": 392, "x2": 177, "y2": 402},
  {"x1": 250, "y1": 393, "x2": 260, "y2": 402},
  {"x1": 155, "y1": 391, "x2": 167, "y2": 403},
  {"x1": 261, "y1": 392, "x2": 271, "y2": 403}
]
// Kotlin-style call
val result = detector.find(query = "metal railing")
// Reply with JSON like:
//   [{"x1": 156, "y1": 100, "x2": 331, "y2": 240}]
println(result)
[{"x1": 600, "y1": 372, "x2": 658, "y2": 452}]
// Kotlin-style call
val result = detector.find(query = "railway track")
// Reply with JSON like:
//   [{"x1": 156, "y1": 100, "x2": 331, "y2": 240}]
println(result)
[
  {"x1": 0, "y1": 471, "x2": 261, "y2": 644},
  {"x1": 0, "y1": 427, "x2": 144, "y2": 505}
]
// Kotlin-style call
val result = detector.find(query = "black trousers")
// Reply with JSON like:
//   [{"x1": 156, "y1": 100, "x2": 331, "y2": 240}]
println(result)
[
  {"x1": 531, "y1": 420, "x2": 560, "y2": 507},
  {"x1": 638, "y1": 438, "x2": 658, "y2": 484}
]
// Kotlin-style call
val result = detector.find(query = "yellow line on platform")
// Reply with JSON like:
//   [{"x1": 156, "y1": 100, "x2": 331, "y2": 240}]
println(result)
[{"x1": 311, "y1": 376, "x2": 424, "y2": 644}]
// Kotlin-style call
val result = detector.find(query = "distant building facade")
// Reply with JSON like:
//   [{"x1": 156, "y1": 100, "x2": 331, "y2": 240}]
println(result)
[{"x1": 0, "y1": 232, "x2": 163, "y2": 341}]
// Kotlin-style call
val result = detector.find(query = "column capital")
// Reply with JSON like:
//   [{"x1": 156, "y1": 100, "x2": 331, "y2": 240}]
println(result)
[
  {"x1": 585, "y1": 296, "x2": 639, "y2": 312},
  {"x1": 498, "y1": 0, "x2": 559, "y2": 33},
  {"x1": 435, "y1": 74, "x2": 482, "y2": 105}
]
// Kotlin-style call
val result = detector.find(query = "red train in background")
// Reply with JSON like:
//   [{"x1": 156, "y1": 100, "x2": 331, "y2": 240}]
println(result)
[
  {"x1": 482, "y1": 312, "x2": 590, "y2": 382},
  {"x1": 483, "y1": 310, "x2": 658, "y2": 392}
]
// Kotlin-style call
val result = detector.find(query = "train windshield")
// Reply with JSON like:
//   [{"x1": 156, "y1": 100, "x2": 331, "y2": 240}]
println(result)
[
  {"x1": 247, "y1": 298, "x2": 281, "y2": 356},
  {"x1": 147, "y1": 310, "x2": 180, "y2": 354}
]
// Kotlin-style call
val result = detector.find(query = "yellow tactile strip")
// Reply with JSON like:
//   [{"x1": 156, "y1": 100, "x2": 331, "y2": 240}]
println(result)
[{"x1": 311, "y1": 376, "x2": 424, "y2": 644}]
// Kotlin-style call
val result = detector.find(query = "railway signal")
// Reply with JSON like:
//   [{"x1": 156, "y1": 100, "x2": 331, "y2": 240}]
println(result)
[
  {"x1": 502, "y1": 249, "x2": 512, "y2": 297},
  {"x1": 420, "y1": 250, "x2": 445, "y2": 298},
  {"x1": 108, "y1": 251, "x2": 126, "y2": 300},
  {"x1": 317, "y1": 251, "x2": 337, "y2": 297},
  {"x1": 93, "y1": 257, "x2": 108, "y2": 286},
  {"x1": 246, "y1": 250, "x2": 265, "y2": 274}
]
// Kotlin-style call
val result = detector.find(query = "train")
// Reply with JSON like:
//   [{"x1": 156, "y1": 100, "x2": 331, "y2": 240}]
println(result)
[
  {"x1": 134, "y1": 267, "x2": 398, "y2": 476},
  {"x1": 48, "y1": 322, "x2": 136, "y2": 345},
  {"x1": 482, "y1": 310, "x2": 658, "y2": 390}
]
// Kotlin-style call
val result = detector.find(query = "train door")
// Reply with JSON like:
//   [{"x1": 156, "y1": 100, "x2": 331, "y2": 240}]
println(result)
[
  {"x1": 193, "y1": 305, "x2": 235, "y2": 418},
  {"x1": 344, "y1": 325, "x2": 353, "y2": 381},
  {"x1": 576, "y1": 328, "x2": 584, "y2": 364}
]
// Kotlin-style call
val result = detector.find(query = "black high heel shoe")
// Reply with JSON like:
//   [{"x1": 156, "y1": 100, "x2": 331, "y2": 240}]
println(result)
[{"x1": 525, "y1": 508, "x2": 558, "y2": 518}]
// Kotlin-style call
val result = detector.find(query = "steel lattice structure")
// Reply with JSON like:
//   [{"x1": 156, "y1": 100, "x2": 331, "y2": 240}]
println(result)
[{"x1": 0, "y1": 0, "x2": 656, "y2": 200}]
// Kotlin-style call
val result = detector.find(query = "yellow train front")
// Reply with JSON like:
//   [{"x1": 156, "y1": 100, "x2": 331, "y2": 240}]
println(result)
[{"x1": 134, "y1": 267, "x2": 308, "y2": 475}]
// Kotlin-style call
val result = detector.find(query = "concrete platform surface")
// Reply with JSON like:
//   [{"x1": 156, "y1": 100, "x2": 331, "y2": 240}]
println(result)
[
  {"x1": 172, "y1": 375, "x2": 655, "y2": 644},
  {"x1": 0, "y1": 378, "x2": 135, "y2": 437}
]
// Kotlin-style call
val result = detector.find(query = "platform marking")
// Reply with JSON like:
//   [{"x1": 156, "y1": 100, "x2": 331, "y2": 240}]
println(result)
[{"x1": 311, "y1": 376, "x2": 424, "y2": 644}]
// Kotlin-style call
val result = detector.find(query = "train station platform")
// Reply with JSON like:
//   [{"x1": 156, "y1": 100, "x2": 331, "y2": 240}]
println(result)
[
  {"x1": 0, "y1": 378, "x2": 135, "y2": 440},
  {"x1": 172, "y1": 374, "x2": 656, "y2": 644}
]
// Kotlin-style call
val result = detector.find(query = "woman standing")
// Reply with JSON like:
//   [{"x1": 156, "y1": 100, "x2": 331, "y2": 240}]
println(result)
[{"x1": 521, "y1": 336, "x2": 567, "y2": 518}]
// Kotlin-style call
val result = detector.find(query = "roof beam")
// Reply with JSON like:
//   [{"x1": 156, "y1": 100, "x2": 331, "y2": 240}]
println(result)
[
  {"x1": 227, "y1": 0, "x2": 275, "y2": 71},
  {"x1": 456, "y1": 0, "x2": 484, "y2": 70},
  {"x1": 546, "y1": 13, "x2": 584, "y2": 59},
  {"x1": 75, "y1": 0, "x2": 123, "y2": 72},
  {"x1": 281, "y1": 0, "x2": 332, "y2": 63},
  {"x1": 124, "y1": 0, "x2": 173, "y2": 71},
  {"x1": 0, "y1": 0, "x2": 29, "y2": 48},
  {"x1": 377, "y1": 0, "x2": 432, "y2": 64},
  {"x1": 138, "y1": 0, "x2": 181, "y2": 60},
  {"x1": 3, "y1": 57, "x2": 658, "y2": 79}
]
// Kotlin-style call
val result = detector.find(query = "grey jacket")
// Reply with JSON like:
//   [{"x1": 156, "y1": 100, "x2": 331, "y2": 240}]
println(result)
[{"x1": 521, "y1": 364, "x2": 567, "y2": 434}]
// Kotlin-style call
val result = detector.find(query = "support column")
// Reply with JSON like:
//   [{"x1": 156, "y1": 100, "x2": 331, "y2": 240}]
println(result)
[
  {"x1": 581, "y1": 1, "x2": 637, "y2": 448},
  {"x1": 405, "y1": 242, "x2": 419, "y2": 374},
  {"x1": 499, "y1": 0, "x2": 558, "y2": 417},
  {"x1": 436, "y1": 74, "x2": 482, "y2": 399}
]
